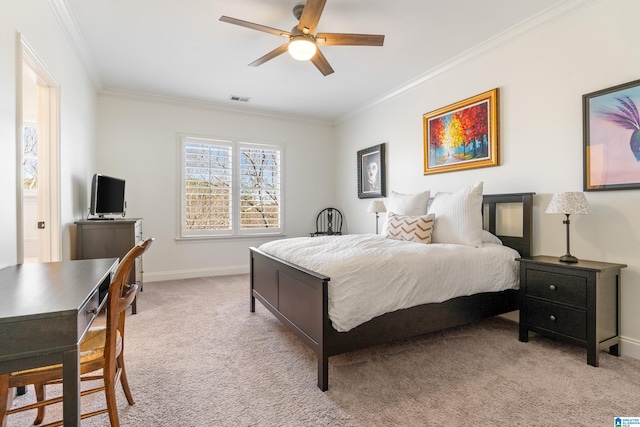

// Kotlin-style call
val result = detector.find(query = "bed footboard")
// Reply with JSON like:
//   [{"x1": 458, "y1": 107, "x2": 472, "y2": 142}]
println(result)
[
  {"x1": 249, "y1": 247, "x2": 331, "y2": 390},
  {"x1": 250, "y1": 192, "x2": 535, "y2": 391}
]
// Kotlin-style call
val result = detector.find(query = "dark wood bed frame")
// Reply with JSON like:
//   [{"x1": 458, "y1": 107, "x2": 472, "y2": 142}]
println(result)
[{"x1": 249, "y1": 192, "x2": 534, "y2": 391}]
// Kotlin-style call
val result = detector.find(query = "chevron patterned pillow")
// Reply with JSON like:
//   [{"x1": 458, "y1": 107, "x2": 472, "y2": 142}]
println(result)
[
  {"x1": 382, "y1": 212, "x2": 435, "y2": 243},
  {"x1": 381, "y1": 190, "x2": 431, "y2": 234}
]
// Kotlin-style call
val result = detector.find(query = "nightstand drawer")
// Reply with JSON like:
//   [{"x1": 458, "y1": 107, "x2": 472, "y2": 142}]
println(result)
[
  {"x1": 526, "y1": 298, "x2": 586, "y2": 341},
  {"x1": 526, "y1": 269, "x2": 586, "y2": 307},
  {"x1": 518, "y1": 256, "x2": 626, "y2": 367}
]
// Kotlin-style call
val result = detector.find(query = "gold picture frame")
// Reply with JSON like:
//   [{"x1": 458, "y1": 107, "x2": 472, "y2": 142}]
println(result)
[{"x1": 423, "y1": 88, "x2": 499, "y2": 175}]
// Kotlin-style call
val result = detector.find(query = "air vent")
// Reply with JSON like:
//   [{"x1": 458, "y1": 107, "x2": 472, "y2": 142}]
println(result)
[{"x1": 229, "y1": 95, "x2": 250, "y2": 102}]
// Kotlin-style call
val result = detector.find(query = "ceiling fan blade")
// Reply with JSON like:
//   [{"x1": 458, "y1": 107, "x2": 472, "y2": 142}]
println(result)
[
  {"x1": 297, "y1": 0, "x2": 326, "y2": 35},
  {"x1": 310, "y1": 48, "x2": 334, "y2": 76},
  {"x1": 220, "y1": 16, "x2": 290, "y2": 38},
  {"x1": 249, "y1": 44, "x2": 289, "y2": 67},
  {"x1": 316, "y1": 33, "x2": 385, "y2": 46}
]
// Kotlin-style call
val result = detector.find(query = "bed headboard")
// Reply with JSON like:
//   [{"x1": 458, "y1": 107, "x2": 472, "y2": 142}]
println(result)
[{"x1": 482, "y1": 193, "x2": 534, "y2": 258}]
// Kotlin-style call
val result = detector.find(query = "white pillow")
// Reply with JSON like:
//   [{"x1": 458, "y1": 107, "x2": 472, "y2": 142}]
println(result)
[
  {"x1": 383, "y1": 190, "x2": 430, "y2": 234},
  {"x1": 481, "y1": 230, "x2": 503, "y2": 245},
  {"x1": 383, "y1": 212, "x2": 435, "y2": 244},
  {"x1": 427, "y1": 182, "x2": 483, "y2": 247},
  {"x1": 386, "y1": 190, "x2": 430, "y2": 215}
]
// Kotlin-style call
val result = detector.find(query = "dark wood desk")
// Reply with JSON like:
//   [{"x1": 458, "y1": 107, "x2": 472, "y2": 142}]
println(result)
[{"x1": 0, "y1": 258, "x2": 118, "y2": 426}]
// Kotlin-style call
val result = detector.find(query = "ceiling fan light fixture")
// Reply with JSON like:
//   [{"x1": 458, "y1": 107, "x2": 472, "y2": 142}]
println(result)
[
  {"x1": 220, "y1": 0, "x2": 385, "y2": 75},
  {"x1": 288, "y1": 35, "x2": 316, "y2": 61}
]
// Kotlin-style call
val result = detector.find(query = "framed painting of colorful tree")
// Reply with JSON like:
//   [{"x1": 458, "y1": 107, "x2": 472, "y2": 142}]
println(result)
[
  {"x1": 583, "y1": 78, "x2": 640, "y2": 191},
  {"x1": 423, "y1": 88, "x2": 499, "y2": 175}
]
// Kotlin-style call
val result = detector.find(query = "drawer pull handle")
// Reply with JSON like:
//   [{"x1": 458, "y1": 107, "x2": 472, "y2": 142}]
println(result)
[
  {"x1": 549, "y1": 284, "x2": 557, "y2": 290},
  {"x1": 549, "y1": 315, "x2": 556, "y2": 321},
  {"x1": 86, "y1": 308, "x2": 98, "y2": 315}
]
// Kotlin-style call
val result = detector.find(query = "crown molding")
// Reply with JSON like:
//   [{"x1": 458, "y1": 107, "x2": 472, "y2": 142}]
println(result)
[
  {"x1": 340, "y1": 0, "x2": 601, "y2": 124},
  {"x1": 48, "y1": 0, "x2": 103, "y2": 91},
  {"x1": 46, "y1": 0, "x2": 325, "y2": 124},
  {"x1": 99, "y1": 87, "x2": 333, "y2": 126},
  {"x1": 48, "y1": 0, "x2": 600, "y2": 125}
]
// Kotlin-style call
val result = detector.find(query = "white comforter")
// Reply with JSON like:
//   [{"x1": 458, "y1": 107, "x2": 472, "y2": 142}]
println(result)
[{"x1": 259, "y1": 234, "x2": 520, "y2": 332}]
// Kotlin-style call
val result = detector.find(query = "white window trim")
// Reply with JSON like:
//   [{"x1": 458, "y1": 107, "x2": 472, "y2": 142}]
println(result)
[{"x1": 177, "y1": 134, "x2": 285, "y2": 240}]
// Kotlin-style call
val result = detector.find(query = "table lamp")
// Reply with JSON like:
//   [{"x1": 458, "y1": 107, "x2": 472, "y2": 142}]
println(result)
[
  {"x1": 367, "y1": 200, "x2": 386, "y2": 234},
  {"x1": 545, "y1": 192, "x2": 591, "y2": 263}
]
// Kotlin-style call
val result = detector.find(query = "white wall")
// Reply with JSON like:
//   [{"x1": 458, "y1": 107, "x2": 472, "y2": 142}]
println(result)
[
  {"x1": 0, "y1": 0, "x2": 98, "y2": 268},
  {"x1": 334, "y1": 0, "x2": 640, "y2": 358},
  {"x1": 97, "y1": 94, "x2": 336, "y2": 280}
]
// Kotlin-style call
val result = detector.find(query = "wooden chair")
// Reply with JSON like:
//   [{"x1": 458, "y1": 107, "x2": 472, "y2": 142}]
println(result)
[
  {"x1": 310, "y1": 207, "x2": 343, "y2": 236},
  {"x1": 0, "y1": 237, "x2": 154, "y2": 427}
]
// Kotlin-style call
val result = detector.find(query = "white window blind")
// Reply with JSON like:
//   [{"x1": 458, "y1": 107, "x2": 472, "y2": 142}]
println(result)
[
  {"x1": 184, "y1": 140, "x2": 232, "y2": 233},
  {"x1": 180, "y1": 136, "x2": 282, "y2": 238},
  {"x1": 239, "y1": 145, "x2": 281, "y2": 230}
]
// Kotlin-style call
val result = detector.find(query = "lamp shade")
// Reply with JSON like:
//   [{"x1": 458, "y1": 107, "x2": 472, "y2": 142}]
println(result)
[
  {"x1": 368, "y1": 200, "x2": 386, "y2": 214},
  {"x1": 288, "y1": 36, "x2": 317, "y2": 60},
  {"x1": 545, "y1": 192, "x2": 591, "y2": 215}
]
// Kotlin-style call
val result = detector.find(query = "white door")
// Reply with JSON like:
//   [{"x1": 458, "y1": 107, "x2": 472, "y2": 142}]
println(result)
[{"x1": 19, "y1": 37, "x2": 60, "y2": 263}]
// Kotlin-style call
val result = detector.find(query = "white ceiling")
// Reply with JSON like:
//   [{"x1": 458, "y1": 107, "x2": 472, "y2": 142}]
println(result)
[{"x1": 62, "y1": 0, "x2": 571, "y2": 122}]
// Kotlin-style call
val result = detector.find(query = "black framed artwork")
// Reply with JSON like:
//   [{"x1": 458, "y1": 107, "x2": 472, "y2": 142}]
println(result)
[
  {"x1": 357, "y1": 143, "x2": 386, "y2": 199},
  {"x1": 583, "y1": 78, "x2": 640, "y2": 191}
]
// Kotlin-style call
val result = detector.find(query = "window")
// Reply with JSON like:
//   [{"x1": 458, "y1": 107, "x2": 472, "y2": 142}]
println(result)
[
  {"x1": 23, "y1": 122, "x2": 38, "y2": 190},
  {"x1": 180, "y1": 135, "x2": 282, "y2": 238}
]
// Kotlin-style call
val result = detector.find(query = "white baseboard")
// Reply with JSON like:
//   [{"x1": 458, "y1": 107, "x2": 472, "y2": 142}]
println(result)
[
  {"x1": 144, "y1": 265, "x2": 249, "y2": 282},
  {"x1": 621, "y1": 336, "x2": 640, "y2": 360}
]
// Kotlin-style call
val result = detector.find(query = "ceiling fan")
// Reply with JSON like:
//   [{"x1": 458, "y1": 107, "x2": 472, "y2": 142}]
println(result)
[{"x1": 219, "y1": 0, "x2": 385, "y2": 76}]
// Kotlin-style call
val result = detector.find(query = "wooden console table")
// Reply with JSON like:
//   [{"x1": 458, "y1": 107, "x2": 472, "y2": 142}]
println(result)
[
  {"x1": 75, "y1": 218, "x2": 143, "y2": 313},
  {"x1": 0, "y1": 258, "x2": 118, "y2": 426}
]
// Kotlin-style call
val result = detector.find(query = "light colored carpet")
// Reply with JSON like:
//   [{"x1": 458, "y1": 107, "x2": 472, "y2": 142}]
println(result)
[{"x1": 7, "y1": 274, "x2": 640, "y2": 426}]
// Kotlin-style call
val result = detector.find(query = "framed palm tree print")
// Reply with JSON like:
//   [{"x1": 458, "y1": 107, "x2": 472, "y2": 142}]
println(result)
[{"x1": 583, "y1": 78, "x2": 640, "y2": 191}]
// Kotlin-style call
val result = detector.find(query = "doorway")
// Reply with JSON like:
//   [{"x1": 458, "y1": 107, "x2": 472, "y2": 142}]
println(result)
[{"x1": 17, "y1": 36, "x2": 61, "y2": 263}]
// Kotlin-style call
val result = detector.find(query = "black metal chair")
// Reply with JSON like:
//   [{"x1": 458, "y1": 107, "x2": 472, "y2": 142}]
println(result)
[{"x1": 311, "y1": 207, "x2": 343, "y2": 236}]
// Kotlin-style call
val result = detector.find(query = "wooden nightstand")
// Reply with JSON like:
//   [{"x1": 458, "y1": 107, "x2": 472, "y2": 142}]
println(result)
[{"x1": 517, "y1": 256, "x2": 626, "y2": 366}]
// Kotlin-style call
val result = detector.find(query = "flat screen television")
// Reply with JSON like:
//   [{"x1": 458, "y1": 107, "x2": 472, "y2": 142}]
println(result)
[{"x1": 89, "y1": 174, "x2": 126, "y2": 218}]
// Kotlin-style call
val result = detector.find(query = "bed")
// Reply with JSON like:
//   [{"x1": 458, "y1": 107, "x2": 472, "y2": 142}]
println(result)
[{"x1": 249, "y1": 191, "x2": 534, "y2": 391}]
